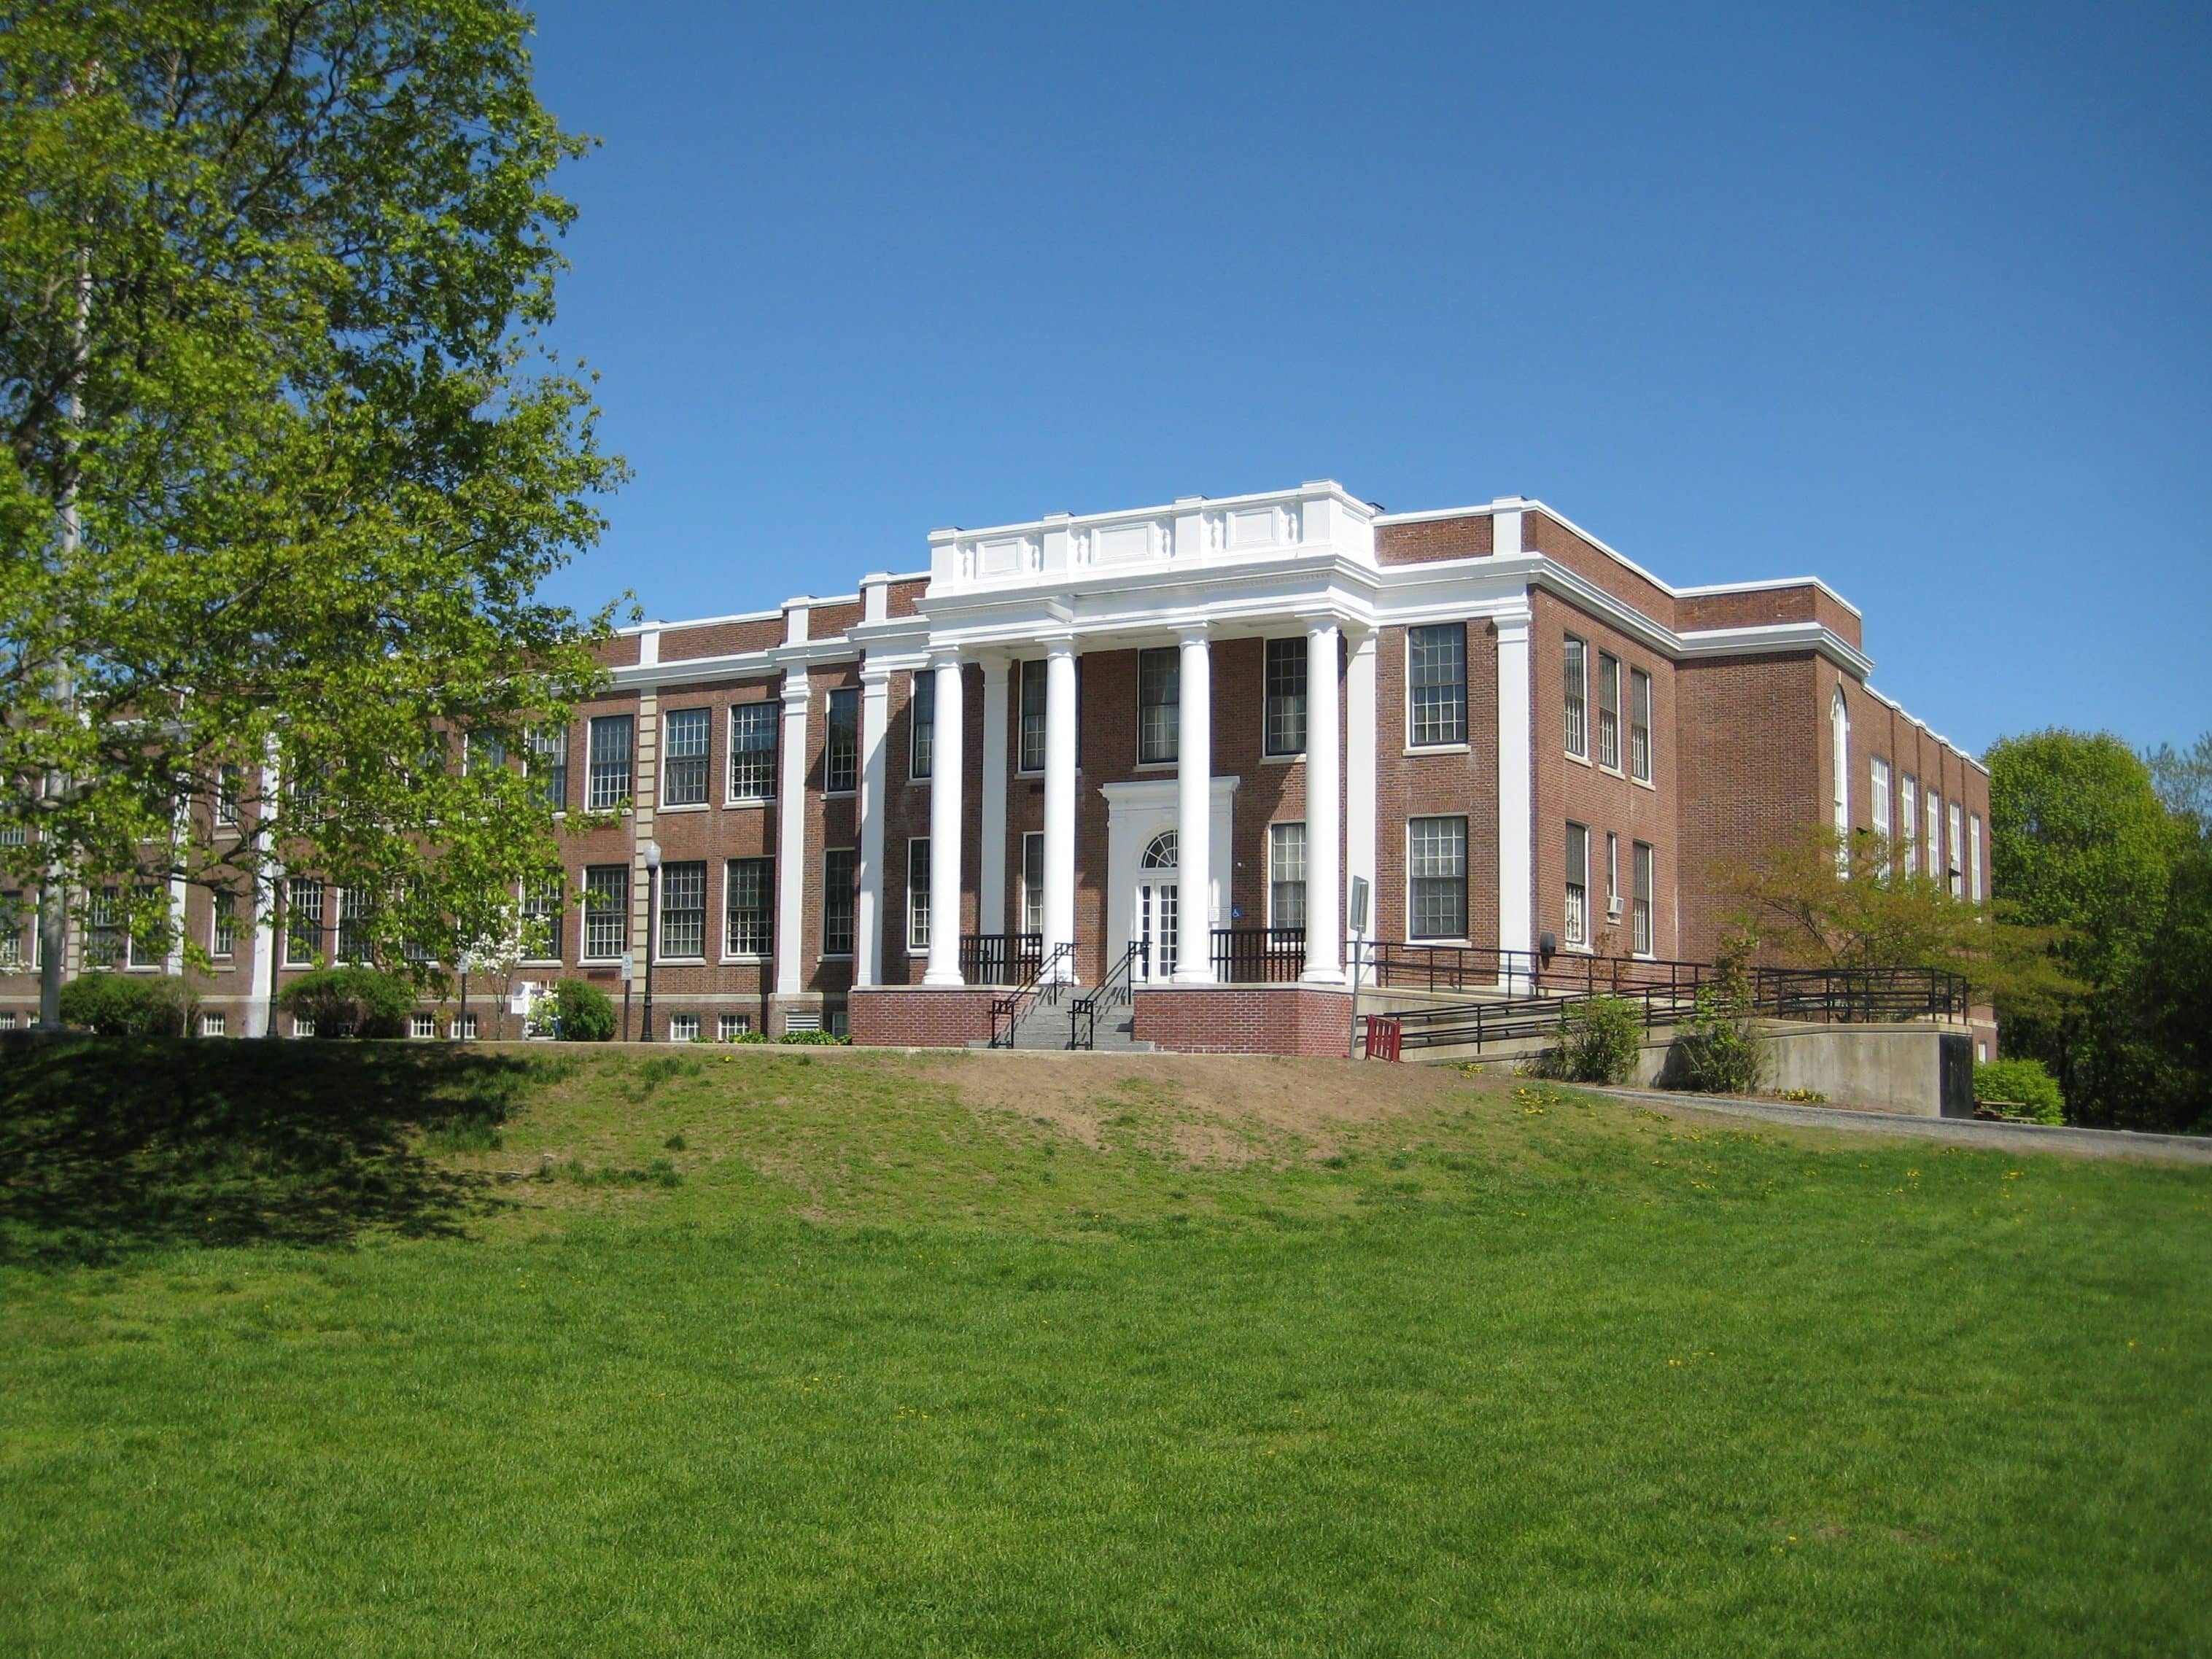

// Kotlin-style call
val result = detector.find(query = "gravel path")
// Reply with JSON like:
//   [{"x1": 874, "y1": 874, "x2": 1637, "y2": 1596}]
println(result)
[{"x1": 1592, "y1": 1085, "x2": 2212, "y2": 1164}]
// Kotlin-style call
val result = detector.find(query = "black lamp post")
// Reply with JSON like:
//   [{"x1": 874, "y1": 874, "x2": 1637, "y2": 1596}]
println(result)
[{"x1": 641, "y1": 840, "x2": 661, "y2": 1042}]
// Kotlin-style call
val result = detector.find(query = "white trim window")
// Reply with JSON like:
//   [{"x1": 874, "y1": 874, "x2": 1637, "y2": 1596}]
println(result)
[
  {"x1": 1926, "y1": 791, "x2": 1944, "y2": 887},
  {"x1": 724, "y1": 858, "x2": 773, "y2": 957},
  {"x1": 212, "y1": 895, "x2": 239, "y2": 960},
  {"x1": 529, "y1": 725, "x2": 569, "y2": 811},
  {"x1": 669, "y1": 1012, "x2": 701, "y2": 1044},
  {"x1": 521, "y1": 877, "x2": 563, "y2": 962},
  {"x1": 907, "y1": 838, "x2": 931, "y2": 952},
  {"x1": 1017, "y1": 660, "x2": 1048, "y2": 773},
  {"x1": 1831, "y1": 691, "x2": 1850, "y2": 844},
  {"x1": 659, "y1": 860, "x2": 707, "y2": 960},
  {"x1": 662, "y1": 708, "x2": 710, "y2": 807},
  {"x1": 1629, "y1": 668, "x2": 1653, "y2": 782},
  {"x1": 215, "y1": 765, "x2": 241, "y2": 827},
  {"x1": 337, "y1": 886, "x2": 372, "y2": 963},
  {"x1": 1596, "y1": 652, "x2": 1622, "y2": 772},
  {"x1": 1264, "y1": 637, "x2": 1308, "y2": 757},
  {"x1": 200, "y1": 1012, "x2": 227, "y2": 1038},
  {"x1": 823, "y1": 848, "x2": 857, "y2": 955},
  {"x1": 1632, "y1": 841, "x2": 1655, "y2": 957},
  {"x1": 582, "y1": 864, "x2": 629, "y2": 960},
  {"x1": 1021, "y1": 831, "x2": 1045, "y2": 935},
  {"x1": 1871, "y1": 756, "x2": 1893, "y2": 876},
  {"x1": 1407, "y1": 623, "x2": 1467, "y2": 748},
  {"x1": 908, "y1": 672, "x2": 935, "y2": 781},
  {"x1": 1564, "y1": 823, "x2": 1591, "y2": 949},
  {"x1": 826, "y1": 689, "x2": 860, "y2": 794},
  {"x1": 728, "y1": 703, "x2": 777, "y2": 801},
  {"x1": 1407, "y1": 815, "x2": 1467, "y2": 941},
  {"x1": 1969, "y1": 813, "x2": 1984, "y2": 903},
  {"x1": 1900, "y1": 774, "x2": 1918, "y2": 876},
  {"x1": 1563, "y1": 635, "x2": 1588, "y2": 760},
  {"x1": 1948, "y1": 801, "x2": 1964, "y2": 898},
  {"x1": 125, "y1": 885, "x2": 166, "y2": 969},
  {"x1": 410, "y1": 1012, "x2": 437, "y2": 1039},
  {"x1": 718, "y1": 1013, "x2": 750, "y2": 1041},
  {"x1": 1605, "y1": 830, "x2": 1621, "y2": 922},
  {"x1": 587, "y1": 715, "x2": 634, "y2": 811},
  {"x1": 1137, "y1": 647, "x2": 1179, "y2": 764},
  {"x1": 85, "y1": 888, "x2": 122, "y2": 968},
  {"x1": 1268, "y1": 821, "x2": 1308, "y2": 928},
  {"x1": 284, "y1": 877, "x2": 322, "y2": 967}
]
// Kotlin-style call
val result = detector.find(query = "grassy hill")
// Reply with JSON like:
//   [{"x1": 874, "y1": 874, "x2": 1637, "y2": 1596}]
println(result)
[{"x1": 2, "y1": 1041, "x2": 2207, "y2": 1657}]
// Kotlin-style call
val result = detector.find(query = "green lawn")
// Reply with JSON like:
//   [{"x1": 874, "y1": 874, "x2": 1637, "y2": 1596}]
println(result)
[{"x1": 1, "y1": 1041, "x2": 2206, "y2": 1657}]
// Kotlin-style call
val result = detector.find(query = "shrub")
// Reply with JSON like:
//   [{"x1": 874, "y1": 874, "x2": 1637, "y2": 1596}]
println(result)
[
  {"x1": 777, "y1": 1029, "x2": 849, "y2": 1045},
  {"x1": 1669, "y1": 971, "x2": 1766, "y2": 1095},
  {"x1": 549, "y1": 978, "x2": 616, "y2": 1043},
  {"x1": 58, "y1": 972, "x2": 195, "y2": 1036},
  {"x1": 1532, "y1": 995, "x2": 1643, "y2": 1084},
  {"x1": 1974, "y1": 1056, "x2": 2064, "y2": 1124},
  {"x1": 279, "y1": 967, "x2": 414, "y2": 1038},
  {"x1": 1778, "y1": 1088, "x2": 1829, "y2": 1104}
]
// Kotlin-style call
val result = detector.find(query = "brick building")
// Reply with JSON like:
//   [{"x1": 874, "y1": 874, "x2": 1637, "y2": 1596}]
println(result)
[{"x1": 0, "y1": 482, "x2": 1990, "y2": 1052}]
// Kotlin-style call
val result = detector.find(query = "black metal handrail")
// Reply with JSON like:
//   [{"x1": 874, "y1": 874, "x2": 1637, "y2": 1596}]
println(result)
[
  {"x1": 990, "y1": 941, "x2": 1073, "y2": 1049},
  {"x1": 1211, "y1": 926, "x2": 1305, "y2": 983},
  {"x1": 961, "y1": 931, "x2": 1043, "y2": 987},
  {"x1": 1071, "y1": 941, "x2": 1143, "y2": 1050},
  {"x1": 1366, "y1": 941, "x2": 1712, "y2": 1000}
]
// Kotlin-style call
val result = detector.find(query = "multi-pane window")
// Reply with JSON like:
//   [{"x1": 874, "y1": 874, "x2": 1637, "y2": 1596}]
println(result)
[
  {"x1": 661, "y1": 708, "x2": 710, "y2": 807},
  {"x1": 1264, "y1": 637, "x2": 1308, "y2": 757},
  {"x1": 1605, "y1": 831, "x2": 1621, "y2": 919},
  {"x1": 1564, "y1": 636, "x2": 1588, "y2": 759},
  {"x1": 1832, "y1": 692, "x2": 1851, "y2": 841},
  {"x1": 1948, "y1": 802, "x2": 1964, "y2": 897},
  {"x1": 216, "y1": 765, "x2": 241, "y2": 826},
  {"x1": 1900, "y1": 775, "x2": 1919, "y2": 876},
  {"x1": 1565, "y1": 823, "x2": 1591, "y2": 948},
  {"x1": 909, "y1": 672, "x2": 935, "y2": 780},
  {"x1": 285, "y1": 877, "x2": 323, "y2": 966},
  {"x1": 1408, "y1": 816, "x2": 1467, "y2": 940},
  {"x1": 289, "y1": 764, "x2": 322, "y2": 822},
  {"x1": 669, "y1": 1013, "x2": 701, "y2": 1043},
  {"x1": 1969, "y1": 813, "x2": 1984, "y2": 904},
  {"x1": 465, "y1": 732, "x2": 506, "y2": 774},
  {"x1": 201, "y1": 1013, "x2": 227, "y2": 1038},
  {"x1": 1408, "y1": 624, "x2": 1467, "y2": 748},
  {"x1": 1629, "y1": 669, "x2": 1653, "y2": 782},
  {"x1": 724, "y1": 858, "x2": 772, "y2": 957},
  {"x1": 583, "y1": 864, "x2": 629, "y2": 959},
  {"x1": 1596, "y1": 653, "x2": 1622, "y2": 771},
  {"x1": 659, "y1": 860, "x2": 707, "y2": 958},
  {"x1": 1871, "y1": 756, "x2": 1893, "y2": 877},
  {"x1": 84, "y1": 889, "x2": 122, "y2": 968},
  {"x1": 729, "y1": 703, "x2": 776, "y2": 800},
  {"x1": 1018, "y1": 660, "x2": 1048, "y2": 773},
  {"x1": 530, "y1": 726, "x2": 569, "y2": 811},
  {"x1": 1137, "y1": 647, "x2": 1180, "y2": 764},
  {"x1": 587, "y1": 715, "x2": 634, "y2": 811},
  {"x1": 522, "y1": 877, "x2": 563, "y2": 961},
  {"x1": 823, "y1": 849, "x2": 856, "y2": 955},
  {"x1": 1926, "y1": 793, "x2": 1943, "y2": 886},
  {"x1": 826, "y1": 689, "x2": 859, "y2": 793},
  {"x1": 338, "y1": 886, "x2": 372, "y2": 963},
  {"x1": 1021, "y1": 832, "x2": 1044, "y2": 934},
  {"x1": 0, "y1": 891, "x2": 26, "y2": 968},
  {"x1": 1633, "y1": 842, "x2": 1655, "y2": 956},
  {"x1": 718, "y1": 1013, "x2": 750, "y2": 1041},
  {"x1": 907, "y1": 839, "x2": 931, "y2": 951},
  {"x1": 125, "y1": 887, "x2": 166, "y2": 968},
  {"x1": 1269, "y1": 821, "x2": 1308, "y2": 929}
]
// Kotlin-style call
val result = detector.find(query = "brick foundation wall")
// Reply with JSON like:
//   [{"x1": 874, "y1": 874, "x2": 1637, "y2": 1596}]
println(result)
[
  {"x1": 1132, "y1": 984, "x2": 1354, "y2": 1055},
  {"x1": 848, "y1": 985, "x2": 997, "y2": 1047}
]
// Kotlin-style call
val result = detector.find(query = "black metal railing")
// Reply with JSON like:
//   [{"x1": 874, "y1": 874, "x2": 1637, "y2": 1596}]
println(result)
[
  {"x1": 1363, "y1": 941, "x2": 1713, "y2": 1000},
  {"x1": 1210, "y1": 926, "x2": 1305, "y2": 983},
  {"x1": 961, "y1": 931, "x2": 1043, "y2": 987},
  {"x1": 990, "y1": 941, "x2": 1073, "y2": 1049},
  {"x1": 1754, "y1": 966, "x2": 1969, "y2": 1024},
  {"x1": 1071, "y1": 941, "x2": 1143, "y2": 1050}
]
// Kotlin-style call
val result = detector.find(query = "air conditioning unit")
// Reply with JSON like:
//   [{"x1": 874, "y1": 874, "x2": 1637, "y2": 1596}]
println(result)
[{"x1": 1606, "y1": 899, "x2": 1624, "y2": 922}]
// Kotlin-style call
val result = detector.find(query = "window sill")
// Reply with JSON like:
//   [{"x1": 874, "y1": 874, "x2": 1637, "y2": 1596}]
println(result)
[
  {"x1": 1564, "y1": 751, "x2": 1591, "y2": 769},
  {"x1": 1260, "y1": 750, "x2": 1305, "y2": 766},
  {"x1": 1631, "y1": 775, "x2": 1656, "y2": 791},
  {"x1": 721, "y1": 953, "x2": 772, "y2": 965},
  {"x1": 657, "y1": 801, "x2": 710, "y2": 814},
  {"x1": 818, "y1": 952, "x2": 854, "y2": 962},
  {"x1": 1405, "y1": 937, "x2": 1474, "y2": 948},
  {"x1": 653, "y1": 957, "x2": 707, "y2": 967},
  {"x1": 723, "y1": 796, "x2": 774, "y2": 809},
  {"x1": 1403, "y1": 743, "x2": 1471, "y2": 758},
  {"x1": 823, "y1": 789, "x2": 857, "y2": 800},
  {"x1": 1133, "y1": 760, "x2": 1179, "y2": 772},
  {"x1": 1597, "y1": 764, "x2": 1626, "y2": 780}
]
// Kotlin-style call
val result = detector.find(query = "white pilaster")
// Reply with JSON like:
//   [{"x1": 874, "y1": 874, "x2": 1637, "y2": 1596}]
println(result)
[
  {"x1": 245, "y1": 742, "x2": 280, "y2": 1037},
  {"x1": 922, "y1": 654, "x2": 966, "y2": 986},
  {"x1": 1173, "y1": 628, "x2": 1214, "y2": 983},
  {"x1": 977, "y1": 656, "x2": 1010, "y2": 939},
  {"x1": 1043, "y1": 641, "x2": 1079, "y2": 979},
  {"x1": 854, "y1": 662, "x2": 890, "y2": 987},
  {"x1": 1302, "y1": 620, "x2": 1343, "y2": 983},
  {"x1": 1345, "y1": 628, "x2": 1378, "y2": 973},
  {"x1": 774, "y1": 668, "x2": 810, "y2": 997},
  {"x1": 1496, "y1": 610, "x2": 1534, "y2": 988}
]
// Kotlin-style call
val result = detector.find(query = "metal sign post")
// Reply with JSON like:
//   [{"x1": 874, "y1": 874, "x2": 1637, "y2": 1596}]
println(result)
[{"x1": 1346, "y1": 877, "x2": 1370, "y2": 1059}]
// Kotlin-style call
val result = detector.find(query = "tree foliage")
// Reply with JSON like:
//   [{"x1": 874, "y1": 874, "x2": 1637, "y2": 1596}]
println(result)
[
  {"x1": 57, "y1": 969, "x2": 194, "y2": 1034},
  {"x1": 0, "y1": 1, "x2": 623, "y2": 987}
]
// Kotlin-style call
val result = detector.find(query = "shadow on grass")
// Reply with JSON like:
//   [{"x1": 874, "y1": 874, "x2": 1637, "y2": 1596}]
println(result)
[{"x1": 0, "y1": 1036, "x2": 563, "y2": 1267}]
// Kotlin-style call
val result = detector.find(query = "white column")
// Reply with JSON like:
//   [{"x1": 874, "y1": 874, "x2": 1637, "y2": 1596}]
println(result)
[
  {"x1": 774, "y1": 668, "x2": 810, "y2": 997},
  {"x1": 977, "y1": 656, "x2": 1010, "y2": 938},
  {"x1": 923, "y1": 654, "x2": 966, "y2": 986},
  {"x1": 1346, "y1": 628, "x2": 1378, "y2": 971},
  {"x1": 1302, "y1": 620, "x2": 1343, "y2": 983},
  {"x1": 1043, "y1": 641, "x2": 1079, "y2": 979},
  {"x1": 853, "y1": 663, "x2": 890, "y2": 987},
  {"x1": 245, "y1": 742, "x2": 280, "y2": 1036},
  {"x1": 1496, "y1": 610, "x2": 1534, "y2": 989},
  {"x1": 1173, "y1": 627, "x2": 1214, "y2": 984}
]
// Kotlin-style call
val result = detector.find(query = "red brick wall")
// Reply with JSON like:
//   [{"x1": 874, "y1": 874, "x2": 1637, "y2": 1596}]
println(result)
[
  {"x1": 848, "y1": 985, "x2": 996, "y2": 1046},
  {"x1": 659, "y1": 616, "x2": 782, "y2": 661},
  {"x1": 1132, "y1": 984, "x2": 1354, "y2": 1054},
  {"x1": 1373, "y1": 621, "x2": 1501, "y2": 949},
  {"x1": 1376, "y1": 513, "x2": 1494, "y2": 564}
]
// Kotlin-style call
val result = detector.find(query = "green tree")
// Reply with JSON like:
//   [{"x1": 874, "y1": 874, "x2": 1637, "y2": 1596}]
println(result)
[
  {"x1": 0, "y1": 2, "x2": 624, "y2": 1026},
  {"x1": 2144, "y1": 732, "x2": 2212, "y2": 834}
]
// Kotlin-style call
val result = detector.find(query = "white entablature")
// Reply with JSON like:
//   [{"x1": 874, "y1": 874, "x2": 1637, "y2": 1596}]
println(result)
[{"x1": 925, "y1": 480, "x2": 1378, "y2": 595}]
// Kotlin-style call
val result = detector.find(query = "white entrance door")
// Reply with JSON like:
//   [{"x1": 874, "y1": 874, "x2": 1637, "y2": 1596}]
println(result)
[{"x1": 1135, "y1": 831, "x2": 1179, "y2": 984}]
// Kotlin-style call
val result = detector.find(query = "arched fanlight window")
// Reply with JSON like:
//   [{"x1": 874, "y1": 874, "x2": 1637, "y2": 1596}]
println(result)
[
  {"x1": 1140, "y1": 831, "x2": 1179, "y2": 870},
  {"x1": 1831, "y1": 689, "x2": 1852, "y2": 857}
]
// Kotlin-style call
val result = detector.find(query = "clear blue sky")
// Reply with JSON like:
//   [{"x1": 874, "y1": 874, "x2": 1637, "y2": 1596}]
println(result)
[{"x1": 524, "y1": 1, "x2": 2209, "y2": 758}]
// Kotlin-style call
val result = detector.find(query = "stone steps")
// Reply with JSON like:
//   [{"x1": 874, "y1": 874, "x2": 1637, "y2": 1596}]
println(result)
[{"x1": 967, "y1": 985, "x2": 1154, "y2": 1052}]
